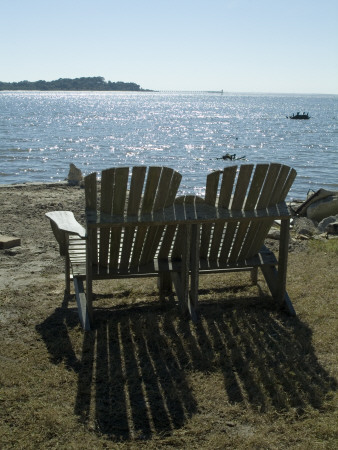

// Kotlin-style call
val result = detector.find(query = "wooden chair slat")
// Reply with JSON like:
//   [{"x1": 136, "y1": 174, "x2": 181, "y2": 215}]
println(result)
[
  {"x1": 231, "y1": 164, "x2": 254, "y2": 209},
  {"x1": 229, "y1": 164, "x2": 269, "y2": 262},
  {"x1": 141, "y1": 166, "x2": 162, "y2": 213},
  {"x1": 139, "y1": 168, "x2": 174, "y2": 264},
  {"x1": 218, "y1": 165, "x2": 253, "y2": 262},
  {"x1": 218, "y1": 166, "x2": 237, "y2": 208},
  {"x1": 208, "y1": 166, "x2": 237, "y2": 259},
  {"x1": 119, "y1": 167, "x2": 146, "y2": 269},
  {"x1": 127, "y1": 166, "x2": 147, "y2": 214},
  {"x1": 84, "y1": 172, "x2": 98, "y2": 264},
  {"x1": 200, "y1": 171, "x2": 221, "y2": 258},
  {"x1": 112, "y1": 167, "x2": 129, "y2": 214},
  {"x1": 109, "y1": 167, "x2": 129, "y2": 270},
  {"x1": 99, "y1": 168, "x2": 115, "y2": 267}
]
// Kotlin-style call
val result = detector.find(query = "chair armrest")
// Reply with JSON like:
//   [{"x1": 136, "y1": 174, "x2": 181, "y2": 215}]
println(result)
[{"x1": 45, "y1": 211, "x2": 87, "y2": 239}]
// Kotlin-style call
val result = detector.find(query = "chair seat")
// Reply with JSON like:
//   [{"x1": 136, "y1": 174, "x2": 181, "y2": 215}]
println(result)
[{"x1": 198, "y1": 246, "x2": 278, "y2": 272}]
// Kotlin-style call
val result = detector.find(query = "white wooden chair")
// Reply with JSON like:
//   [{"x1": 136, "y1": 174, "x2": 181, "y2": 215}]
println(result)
[
  {"x1": 46, "y1": 166, "x2": 184, "y2": 330},
  {"x1": 194, "y1": 163, "x2": 297, "y2": 315}
]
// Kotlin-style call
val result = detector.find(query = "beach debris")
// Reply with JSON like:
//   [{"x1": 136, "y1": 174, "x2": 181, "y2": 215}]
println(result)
[
  {"x1": 295, "y1": 188, "x2": 338, "y2": 222},
  {"x1": 67, "y1": 163, "x2": 83, "y2": 186},
  {"x1": 216, "y1": 153, "x2": 246, "y2": 161},
  {"x1": 0, "y1": 235, "x2": 21, "y2": 249}
]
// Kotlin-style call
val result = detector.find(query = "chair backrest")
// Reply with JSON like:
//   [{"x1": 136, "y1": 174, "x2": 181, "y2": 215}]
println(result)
[
  {"x1": 84, "y1": 166, "x2": 182, "y2": 270},
  {"x1": 200, "y1": 163, "x2": 296, "y2": 263}
]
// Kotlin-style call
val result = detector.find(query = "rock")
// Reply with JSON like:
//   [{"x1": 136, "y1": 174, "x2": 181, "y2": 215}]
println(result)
[
  {"x1": 67, "y1": 163, "x2": 83, "y2": 186},
  {"x1": 317, "y1": 215, "x2": 338, "y2": 233},
  {"x1": 293, "y1": 217, "x2": 318, "y2": 237},
  {"x1": 306, "y1": 194, "x2": 338, "y2": 222},
  {"x1": 4, "y1": 248, "x2": 22, "y2": 256},
  {"x1": 0, "y1": 236, "x2": 21, "y2": 249},
  {"x1": 267, "y1": 229, "x2": 280, "y2": 240},
  {"x1": 326, "y1": 221, "x2": 338, "y2": 235}
]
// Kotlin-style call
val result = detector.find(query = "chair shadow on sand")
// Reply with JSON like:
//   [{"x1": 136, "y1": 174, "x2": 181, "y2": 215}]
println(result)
[{"x1": 36, "y1": 284, "x2": 336, "y2": 441}]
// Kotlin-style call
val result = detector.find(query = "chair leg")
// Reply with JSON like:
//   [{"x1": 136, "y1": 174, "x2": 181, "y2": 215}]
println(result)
[
  {"x1": 86, "y1": 232, "x2": 94, "y2": 325},
  {"x1": 65, "y1": 256, "x2": 71, "y2": 295},
  {"x1": 250, "y1": 267, "x2": 258, "y2": 285},
  {"x1": 73, "y1": 278, "x2": 91, "y2": 331},
  {"x1": 260, "y1": 265, "x2": 296, "y2": 316},
  {"x1": 171, "y1": 224, "x2": 191, "y2": 315},
  {"x1": 158, "y1": 271, "x2": 172, "y2": 300},
  {"x1": 188, "y1": 224, "x2": 200, "y2": 322}
]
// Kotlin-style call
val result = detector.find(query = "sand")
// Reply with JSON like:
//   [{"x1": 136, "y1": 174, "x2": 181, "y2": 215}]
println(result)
[{"x1": 0, "y1": 183, "x2": 85, "y2": 292}]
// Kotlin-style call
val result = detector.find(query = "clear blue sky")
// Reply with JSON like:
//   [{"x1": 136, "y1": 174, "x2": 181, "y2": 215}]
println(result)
[{"x1": 1, "y1": 0, "x2": 337, "y2": 94}]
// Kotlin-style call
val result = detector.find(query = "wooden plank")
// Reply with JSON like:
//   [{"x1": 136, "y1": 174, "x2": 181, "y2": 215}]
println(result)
[
  {"x1": 84, "y1": 172, "x2": 98, "y2": 265},
  {"x1": 243, "y1": 163, "x2": 281, "y2": 257},
  {"x1": 120, "y1": 167, "x2": 146, "y2": 269},
  {"x1": 279, "y1": 167, "x2": 297, "y2": 202},
  {"x1": 127, "y1": 166, "x2": 146, "y2": 213},
  {"x1": 277, "y1": 219, "x2": 290, "y2": 305},
  {"x1": 219, "y1": 165, "x2": 253, "y2": 262},
  {"x1": 208, "y1": 166, "x2": 237, "y2": 260},
  {"x1": 229, "y1": 164, "x2": 268, "y2": 262},
  {"x1": 0, "y1": 236, "x2": 21, "y2": 249},
  {"x1": 218, "y1": 166, "x2": 237, "y2": 208},
  {"x1": 200, "y1": 171, "x2": 220, "y2": 258},
  {"x1": 73, "y1": 278, "x2": 91, "y2": 331},
  {"x1": 158, "y1": 224, "x2": 177, "y2": 259},
  {"x1": 99, "y1": 168, "x2": 115, "y2": 267},
  {"x1": 141, "y1": 166, "x2": 162, "y2": 212},
  {"x1": 46, "y1": 211, "x2": 86, "y2": 238},
  {"x1": 260, "y1": 265, "x2": 296, "y2": 316},
  {"x1": 85, "y1": 228, "x2": 94, "y2": 325},
  {"x1": 172, "y1": 224, "x2": 191, "y2": 314},
  {"x1": 165, "y1": 171, "x2": 182, "y2": 207},
  {"x1": 140, "y1": 168, "x2": 174, "y2": 264},
  {"x1": 141, "y1": 169, "x2": 183, "y2": 263},
  {"x1": 247, "y1": 165, "x2": 295, "y2": 257},
  {"x1": 84, "y1": 172, "x2": 97, "y2": 211},
  {"x1": 109, "y1": 167, "x2": 129, "y2": 270},
  {"x1": 189, "y1": 223, "x2": 200, "y2": 321},
  {"x1": 130, "y1": 167, "x2": 163, "y2": 267},
  {"x1": 207, "y1": 166, "x2": 237, "y2": 259}
]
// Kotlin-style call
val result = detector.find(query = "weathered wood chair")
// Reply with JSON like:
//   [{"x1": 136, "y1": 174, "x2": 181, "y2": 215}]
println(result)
[
  {"x1": 46, "y1": 166, "x2": 183, "y2": 330},
  {"x1": 194, "y1": 163, "x2": 297, "y2": 315}
]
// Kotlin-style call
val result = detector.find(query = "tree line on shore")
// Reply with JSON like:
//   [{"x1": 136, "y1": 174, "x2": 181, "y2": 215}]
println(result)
[{"x1": 0, "y1": 76, "x2": 150, "y2": 91}]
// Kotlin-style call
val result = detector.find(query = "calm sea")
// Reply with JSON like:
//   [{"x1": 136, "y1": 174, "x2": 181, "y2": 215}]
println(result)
[{"x1": 0, "y1": 91, "x2": 337, "y2": 199}]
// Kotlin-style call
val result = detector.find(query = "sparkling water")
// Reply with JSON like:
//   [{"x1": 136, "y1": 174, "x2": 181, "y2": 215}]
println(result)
[{"x1": 0, "y1": 91, "x2": 337, "y2": 199}]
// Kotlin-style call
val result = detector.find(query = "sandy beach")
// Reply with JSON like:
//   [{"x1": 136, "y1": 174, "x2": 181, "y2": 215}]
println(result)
[{"x1": 0, "y1": 183, "x2": 85, "y2": 292}]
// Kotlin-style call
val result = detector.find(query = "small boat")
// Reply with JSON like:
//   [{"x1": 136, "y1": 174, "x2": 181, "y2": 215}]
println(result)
[{"x1": 287, "y1": 112, "x2": 310, "y2": 120}]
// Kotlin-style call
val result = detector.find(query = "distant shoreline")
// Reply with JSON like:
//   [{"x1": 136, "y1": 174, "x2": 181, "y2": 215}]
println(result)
[{"x1": 0, "y1": 76, "x2": 153, "y2": 92}]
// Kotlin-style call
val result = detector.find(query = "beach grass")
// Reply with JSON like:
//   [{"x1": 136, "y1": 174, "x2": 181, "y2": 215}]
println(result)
[{"x1": 1, "y1": 240, "x2": 337, "y2": 449}]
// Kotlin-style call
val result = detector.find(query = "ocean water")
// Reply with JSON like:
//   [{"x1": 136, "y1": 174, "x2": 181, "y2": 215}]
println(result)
[{"x1": 0, "y1": 91, "x2": 337, "y2": 199}]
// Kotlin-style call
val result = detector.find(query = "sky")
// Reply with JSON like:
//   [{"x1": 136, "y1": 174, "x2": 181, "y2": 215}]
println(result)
[{"x1": 1, "y1": 0, "x2": 337, "y2": 94}]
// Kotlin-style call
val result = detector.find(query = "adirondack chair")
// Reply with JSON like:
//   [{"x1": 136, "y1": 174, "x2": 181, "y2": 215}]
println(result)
[
  {"x1": 46, "y1": 166, "x2": 184, "y2": 330},
  {"x1": 194, "y1": 163, "x2": 297, "y2": 315}
]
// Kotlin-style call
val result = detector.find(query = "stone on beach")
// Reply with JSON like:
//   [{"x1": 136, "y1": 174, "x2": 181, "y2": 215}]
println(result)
[
  {"x1": 0, "y1": 235, "x2": 21, "y2": 249},
  {"x1": 67, "y1": 163, "x2": 83, "y2": 186}
]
